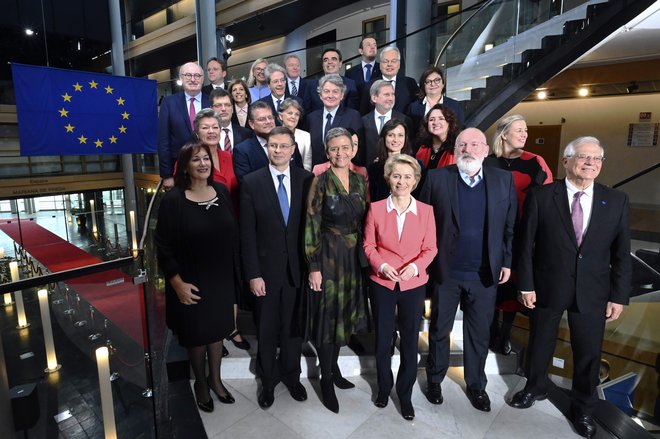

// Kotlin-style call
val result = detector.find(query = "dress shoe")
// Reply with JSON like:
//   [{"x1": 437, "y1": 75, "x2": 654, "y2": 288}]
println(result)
[
  {"x1": 196, "y1": 398, "x2": 214, "y2": 413},
  {"x1": 573, "y1": 414, "x2": 597, "y2": 438},
  {"x1": 320, "y1": 377, "x2": 339, "y2": 413},
  {"x1": 400, "y1": 401, "x2": 415, "y2": 421},
  {"x1": 222, "y1": 345, "x2": 229, "y2": 357},
  {"x1": 333, "y1": 375, "x2": 355, "y2": 389},
  {"x1": 287, "y1": 382, "x2": 308, "y2": 401},
  {"x1": 509, "y1": 390, "x2": 548, "y2": 409},
  {"x1": 426, "y1": 382, "x2": 443, "y2": 405},
  {"x1": 227, "y1": 330, "x2": 251, "y2": 350},
  {"x1": 258, "y1": 387, "x2": 274, "y2": 408},
  {"x1": 208, "y1": 378, "x2": 235, "y2": 404},
  {"x1": 466, "y1": 388, "x2": 491, "y2": 412},
  {"x1": 374, "y1": 390, "x2": 389, "y2": 408},
  {"x1": 499, "y1": 339, "x2": 512, "y2": 355}
]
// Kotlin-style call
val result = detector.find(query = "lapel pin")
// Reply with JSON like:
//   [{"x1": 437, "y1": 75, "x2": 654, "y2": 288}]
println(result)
[{"x1": 601, "y1": 200, "x2": 606, "y2": 205}]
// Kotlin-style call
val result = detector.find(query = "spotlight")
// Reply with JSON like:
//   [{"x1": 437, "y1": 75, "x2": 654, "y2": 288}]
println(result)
[
  {"x1": 225, "y1": 34, "x2": 234, "y2": 44},
  {"x1": 537, "y1": 90, "x2": 547, "y2": 100},
  {"x1": 25, "y1": 28, "x2": 35, "y2": 36},
  {"x1": 176, "y1": 79, "x2": 182, "y2": 86},
  {"x1": 627, "y1": 81, "x2": 639, "y2": 94},
  {"x1": 578, "y1": 87, "x2": 589, "y2": 97}
]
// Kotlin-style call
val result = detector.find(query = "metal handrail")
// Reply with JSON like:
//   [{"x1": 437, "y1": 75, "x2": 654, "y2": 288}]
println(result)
[{"x1": 613, "y1": 162, "x2": 660, "y2": 188}]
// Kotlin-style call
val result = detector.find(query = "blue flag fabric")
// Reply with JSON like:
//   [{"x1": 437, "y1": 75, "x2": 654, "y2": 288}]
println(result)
[{"x1": 12, "y1": 63, "x2": 158, "y2": 156}]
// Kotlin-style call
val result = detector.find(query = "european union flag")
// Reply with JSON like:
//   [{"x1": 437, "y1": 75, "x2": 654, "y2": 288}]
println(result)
[{"x1": 11, "y1": 63, "x2": 157, "y2": 156}]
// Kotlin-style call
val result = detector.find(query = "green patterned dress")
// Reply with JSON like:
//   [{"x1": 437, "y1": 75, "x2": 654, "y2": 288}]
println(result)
[{"x1": 304, "y1": 168, "x2": 369, "y2": 346}]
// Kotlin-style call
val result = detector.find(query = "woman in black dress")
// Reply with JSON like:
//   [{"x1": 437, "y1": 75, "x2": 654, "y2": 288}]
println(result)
[{"x1": 156, "y1": 141, "x2": 238, "y2": 412}]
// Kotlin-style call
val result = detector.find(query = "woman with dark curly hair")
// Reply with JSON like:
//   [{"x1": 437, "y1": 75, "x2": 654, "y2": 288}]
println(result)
[{"x1": 415, "y1": 104, "x2": 460, "y2": 170}]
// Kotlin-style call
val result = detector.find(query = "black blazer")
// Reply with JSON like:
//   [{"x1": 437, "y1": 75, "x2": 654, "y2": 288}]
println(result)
[
  {"x1": 157, "y1": 92, "x2": 211, "y2": 178},
  {"x1": 233, "y1": 137, "x2": 269, "y2": 181},
  {"x1": 230, "y1": 123, "x2": 252, "y2": 149},
  {"x1": 306, "y1": 106, "x2": 363, "y2": 167},
  {"x1": 407, "y1": 96, "x2": 465, "y2": 134},
  {"x1": 240, "y1": 166, "x2": 314, "y2": 289},
  {"x1": 361, "y1": 110, "x2": 413, "y2": 167},
  {"x1": 517, "y1": 180, "x2": 631, "y2": 312},
  {"x1": 202, "y1": 82, "x2": 228, "y2": 96},
  {"x1": 345, "y1": 61, "x2": 381, "y2": 96},
  {"x1": 419, "y1": 165, "x2": 517, "y2": 284},
  {"x1": 308, "y1": 75, "x2": 360, "y2": 112},
  {"x1": 360, "y1": 74, "x2": 419, "y2": 115}
]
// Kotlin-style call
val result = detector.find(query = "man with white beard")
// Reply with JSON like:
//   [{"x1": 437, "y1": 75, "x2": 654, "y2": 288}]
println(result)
[{"x1": 420, "y1": 128, "x2": 517, "y2": 412}]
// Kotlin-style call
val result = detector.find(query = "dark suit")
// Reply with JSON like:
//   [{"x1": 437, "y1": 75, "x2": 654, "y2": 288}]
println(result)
[
  {"x1": 240, "y1": 166, "x2": 314, "y2": 390},
  {"x1": 360, "y1": 74, "x2": 419, "y2": 115},
  {"x1": 345, "y1": 61, "x2": 381, "y2": 97},
  {"x1": 157, "y1": 92, "x2": 210, "y2": 178},
  {"x1": 233, "y1": 137, "x2": 269, "y2": 181},
  {"x1": 227, "y1": 123, "x2": 252, "y2": 151},
  {"x1": 308, "y1": 75, "x2": 360, "y2": 112},
  {"x1": 286, "y1": 78, "x2": 314, "y2": 114},
  {"x1": 361, "y1": 110, "x2": 412, "y2": 166},
  {"x1": 517, "y1": 180, "x2": 631, "y2": 415},
  {"x1": 407, "y1": 96, "x2": 465, "y2": 134},
  {"x1": 306, "y1": 106, "x2": 363, "y2": 167},
  {"x1": 257, "y1": 94, "x2": 305, "y2": 127},
  {"x1": 201, "y1": 82, "x2": 228, "y2": 96},
  {"x1": 420, "y1": 165, "x2": 516, "y2": 390}
]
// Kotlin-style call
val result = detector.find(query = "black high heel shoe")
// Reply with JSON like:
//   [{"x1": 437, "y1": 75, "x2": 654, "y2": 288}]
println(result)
[
  {"x1": 194, "y1": 382, "x2": 214, "y2": 412},
  {"x1": 208, "y1": 378, "x2": 235, "y2": 404},
  {"x1": 320, "y1": 377, "x2": 339, "y2": 413},
  {"x1": 226, "y1": 329, "x2": 251, "y2": 350}
]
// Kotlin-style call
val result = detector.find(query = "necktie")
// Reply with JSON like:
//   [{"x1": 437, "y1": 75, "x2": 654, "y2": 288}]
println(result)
[
  {"x1": 276, "y1": 99, "x2": 281, "y2": 112},
  {"x1": 324, "y1": 113, "x2": 333, "y2": 140},
  {"x1": 223, "y1": 128, "x2": 232, "y2": 153},
  {"x1": 378, "y1": 115, "x2": 386, "y2": 133},
  {"x1": 188, "y1": 97, "x2": 196, "y2": 130},
  {"x1": 468, "y1": 175, "x2": 476, "y2": 186},
  {"x1": 277, "y1": 174, "x2": 289, "y2": 224},
  {"x1": 290, "y1": 81, "x2": 298, "y2": 96},
  {"x1": 365, "y1": 64, "x2": 372, "y2": 82},
  {"x1": 572, "y1": 191, "x2": 584, "y2": 246}
]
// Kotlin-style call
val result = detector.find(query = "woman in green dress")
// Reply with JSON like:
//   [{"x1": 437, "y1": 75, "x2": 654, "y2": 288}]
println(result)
[{"x1": 305, "y1": 127, "x2": 369, "y2": 413}]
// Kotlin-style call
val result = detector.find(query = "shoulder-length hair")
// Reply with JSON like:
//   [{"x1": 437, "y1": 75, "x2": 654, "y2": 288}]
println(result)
[
  {"x1": 416, "y1": 104, "x2": 459, "y2": 147},
  {"x1": 175, "y1": 141, "x2": 214, "y2": 190},
  {"x1": 375, "y1": 119, "x2": 412, "y2": 165},
  {"x1": 228, "y1": 78, "x2": 252, "y2": 105}
]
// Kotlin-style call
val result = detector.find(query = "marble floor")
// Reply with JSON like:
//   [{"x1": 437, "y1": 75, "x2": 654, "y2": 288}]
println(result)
[{"x1": 195, "y1": 370, "x2": 583, "y2": 439}]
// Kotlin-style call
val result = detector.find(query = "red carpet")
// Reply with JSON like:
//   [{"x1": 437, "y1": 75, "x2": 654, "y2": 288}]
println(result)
[{"x1": 0, "y1": 220, "x2": 145, "y2": 347}]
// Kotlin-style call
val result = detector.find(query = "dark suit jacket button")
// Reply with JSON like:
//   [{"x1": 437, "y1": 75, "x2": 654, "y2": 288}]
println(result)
[{"x1": 578, "y1": 254, "x2": 583, "y2": 259}]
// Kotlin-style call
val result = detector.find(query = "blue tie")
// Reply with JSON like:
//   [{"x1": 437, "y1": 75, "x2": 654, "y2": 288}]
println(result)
[
  {"x1": 365, "y1": 64, "x2": 372, "y2": 82},
  {"x1": 324, "y1": 113, "x2": 333, "y2": 140},
  {"x1": 277, "y1": 174, "x2": 289, "y2": 224}
]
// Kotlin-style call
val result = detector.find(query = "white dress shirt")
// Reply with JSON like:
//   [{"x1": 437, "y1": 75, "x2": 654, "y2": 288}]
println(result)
[
  {"x1": 373, "y1": 109, "x2": 393, "y2": 134},
  {"x1": 378, "y1": 196, "x2": 419, "y2": 276},
  {"x1": 220, "y1": 124, "x2": 234, "y2": 151},
  {"x1": 322, "y1": 107, "x2": 339, "y2": 133}
]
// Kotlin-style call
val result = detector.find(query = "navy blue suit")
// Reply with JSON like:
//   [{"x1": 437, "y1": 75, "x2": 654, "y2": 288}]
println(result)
[
  {"x1": 360, "y1": 74, "x2": 419, "y2": 115},
  {"x1": 233, "y1": 137, "x2": 270, "y2": 181},
  {"x1": 407, "y1": 97, "x2": 465, "y2": 134},
  {"x1": 230, "y1": 123, "x2": 252, "y2": 149},
  {"x1": 286, "y1": 78, "x2": 315, "y2": 114},
  {"x1": 306, "y1": 106, "x2": 363, "y2": 167},
  {"x1": 257, "y1": 94, "x2": 304, "y2": 127},
  {"x1": 157, "y1": 92, "x2": 210, "y2": 178},
  {"x1": 308, "y1": 75, "x2": 360, "y2": 112},
  {"x1": 345, "y1": 62, "x2": 381, "y2": 98}
]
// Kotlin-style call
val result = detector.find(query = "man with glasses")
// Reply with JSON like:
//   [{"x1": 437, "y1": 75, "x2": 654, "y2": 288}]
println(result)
[
  {"x1": 420, "y1": 128, "x2": 517, "y2": 413},
  {"x1": 240, "y1": 126, "x2": 314, "y2": 409},
  {"x1": 510, "y1": 137, "x2": 631, "y2": 439},
  {"x1": 158, "y1": 62, "x2": 210, "y2": 190},
  {"x1": 209, "y1": 88, "x2": 251, "y2": 153},
  {"x1": 360, "y1": 46, "x2": 419, "y2": 115},
  {"x1": 233, "y1": 101, "x2": 277, "y2": 181}
]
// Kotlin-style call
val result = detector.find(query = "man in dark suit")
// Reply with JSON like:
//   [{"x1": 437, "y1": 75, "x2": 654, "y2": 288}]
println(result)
[
  {"x1": 308, "y1": 49, "x2": 360, "y2": 112},
  {"x1": 157, "y1": 62, "x2": 210, "y2": 190},
  {"x1": 305, "y1": 74, "x2": 363, "y2": 167},
  {"x1": 240, "y1": 126, "x2": 314, "y2": 408},
  {"x1": 258, "y1": 64, "x2": 304, "y2": 126},
  {"x1": 209, "y1": 88, "x2": 251, "y2": 153},
  {"x1": 360, "y1": 46, "x2": 419, "y2": 115},
  {"x1": 283, "y1": 54, "x2": 314, "y2": 113},
  {"x1": 344, "y1": 37, "x2": 380, "y2": 98},
  {"x1": 510, "y1": 137, "x2": 631, "y2": 438},
  {"x1": 201, "y1": 57, "x2": 228, "y2": 95},
  {"x1": 420, "y1": 128, "x2": 516, "y2": 412},
  {"x1": 361, "y1": 79, "x2": 412, "y2": 166},
  {"x1": 233, "y1": 101, "x2": 276, "y2": 181}
]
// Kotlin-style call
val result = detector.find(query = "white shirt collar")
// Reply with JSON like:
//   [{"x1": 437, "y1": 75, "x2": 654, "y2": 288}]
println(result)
[
  {"x1": 565, "y1": 178, "x2": 594, "y2": 198},
  {"x1": 386, "y1": 195, "x2": 418, "y2": 215},
  {"x1": 323, "y1": 107, "x2": 339, "y2": 119},
  {"x1": 269, "y1": 164, "x2": 291, "y2": 179},
  {"x1": 184, "y1": 91, "x2": 202, "y2": 101},
  {"x1": 458, "y1": 167, "x2": 484, "y2": 187}
]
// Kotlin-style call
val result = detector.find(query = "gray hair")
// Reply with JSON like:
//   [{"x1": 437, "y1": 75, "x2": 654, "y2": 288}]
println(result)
[
  {"x1": 317, "y1": 73, "x2": 346, "y2": 95},
  {"x1": 324, "y1": 127, "x2": 353, "y2": 153},
  {"x1": 279, "y1": 97, "x2": 304, "y2": 116},
  {"x1": 379, "y1": 46, "x2": 400, "y2": 62},
  {"x1": 563, "y1": 136, "x2": 605, "y2": 158},
  {"x1": 492, "y1": 114, "x2": 526, "y2": 157},
  {"x1": 369, "y1": 79, "x2": 394, "y2": 97},
  {"x1": 283, "y1": 54, "x2": 301, "y2": 64},
  {"x1": 193, "y1": 108, "x2": 220, "y2": 132},
  {"x1": 383, "y1": 153, "x2": 421, "y2": 189},
  {"x1": 265, "y1": 63, "x2": 286, "y2": 83}
]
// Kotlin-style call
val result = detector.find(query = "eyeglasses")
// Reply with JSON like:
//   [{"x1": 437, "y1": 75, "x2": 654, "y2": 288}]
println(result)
[
  {"x1": 381, "y1": 59, "x2": 399, "y2": 65},
  {"x1": 456, "y1": 141, "x2": 487, "y2": 150},
  {"x1": 267, "y1": 143, "x2": 293, "y2": 150},
  {"x1": 254, "y1": 67, "x2": 266, "y2": 73},
  {"x1": 254, "y1": 116, "x2": 275, "y2": 123},
  {"x1": 567, "y1": 154, "x2": 605, "y2": 163},
  {"x1": 424, "y1": 78, "x2": 443, "y2": 86},
  {"x1": 181, "y1": 73, "x2": 203, "y2": 80}
]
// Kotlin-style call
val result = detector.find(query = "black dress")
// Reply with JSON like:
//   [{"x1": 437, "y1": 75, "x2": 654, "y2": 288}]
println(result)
[{"x1": 156, "y1": 183, "x2": 238, "y2": 347}]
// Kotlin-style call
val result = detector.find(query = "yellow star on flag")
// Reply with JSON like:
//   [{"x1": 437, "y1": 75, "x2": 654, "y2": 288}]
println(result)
[
  {"x1": 94, "y1": 139, "x2": 103, "y2": 148},
  {"x1": 116, "y1": 97, "x2": 125, "y2": 106},
  {"x1": 64, "y1": 124, "x2": 75, "y2": 133},
  {"x1": 73, "y1": 82, "x2": 83, "y2": 92},
  {"x1": 109, "y1": 135, "x2": 118, "y2": 143},
  {"x1": 62, "y1": 93, "x2": 72, "y2": 102},
  {"x1": 78, "y1": 135, "x2": 88, "y2": 144},
  {"x1": 105, "y1": 85, "x2": 113, "y2": 94},
  {"x1": 89, "y1": 80, "x2": 98, "y2": 89},
  {"x1": 59, "y1": 108, "x2": 69, "y2": 117},
  {"x1": 118, "y1": 125, "x2": 127, "y2": 133},
  {"x1": 121, "y1": 111, "x2": 130, "y2": 119}
]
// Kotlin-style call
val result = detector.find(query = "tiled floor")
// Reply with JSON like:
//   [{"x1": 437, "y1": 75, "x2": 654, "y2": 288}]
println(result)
[{"x1": 196, "y1": 370, "x2": 582, "y2": 439}]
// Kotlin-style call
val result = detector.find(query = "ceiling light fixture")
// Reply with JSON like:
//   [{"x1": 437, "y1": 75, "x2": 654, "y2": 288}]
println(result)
[
  {"x1": 25, "y1": 28, "x2": 35, "y2": 36},
  {"x1": 578, "y1": 87, "x2": 589, "y2": 97},
  {"x1": 537, "y1": 90, "x2": 547, "y2": 100}
]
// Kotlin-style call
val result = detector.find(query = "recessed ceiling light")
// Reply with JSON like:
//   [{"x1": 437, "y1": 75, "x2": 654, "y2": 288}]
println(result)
[
  {"x1": 537, "y1": 91, "x2": 547, "y2": 100},
  {"x1": 578, "y1": 87, "x2": 589, "y2": 97},
  {"x1": 25, "y1": 28, "x2": 35, "y2": 36}
]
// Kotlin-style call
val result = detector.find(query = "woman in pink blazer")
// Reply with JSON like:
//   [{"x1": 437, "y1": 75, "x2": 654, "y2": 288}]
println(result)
[{"x1": 363, "y1": 153, "x2": 437, "y2": 421}]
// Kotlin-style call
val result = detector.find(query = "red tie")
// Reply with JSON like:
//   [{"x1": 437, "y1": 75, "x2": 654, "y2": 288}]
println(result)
[
  {"x1": 223, "y1": 128, "x2": 232, "y2": 153},
  {"x1": 188, "y1": 97, "x2": 196, "y2": 130}
]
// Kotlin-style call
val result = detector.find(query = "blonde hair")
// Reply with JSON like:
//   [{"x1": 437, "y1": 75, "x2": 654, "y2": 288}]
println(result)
[
  {"x1": 247, "y1": 58, "x2": 268, "y2": 87},
  {"x1": 492, "y1": 114, "x2": 525, "y2": 157},
  {"x1": 383, "y1": 154, "x2": 421, "y2": 190}
]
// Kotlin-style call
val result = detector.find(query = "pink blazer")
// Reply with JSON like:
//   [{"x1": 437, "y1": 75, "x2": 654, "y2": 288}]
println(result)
[{"x1": 363, "y1": 198, "x2": 437, "y2": 291}]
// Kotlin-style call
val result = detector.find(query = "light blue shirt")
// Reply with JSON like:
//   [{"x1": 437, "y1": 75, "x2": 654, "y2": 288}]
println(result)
[{"x1": 458, "y1": 167, "x2": 484, "y2": 187}]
